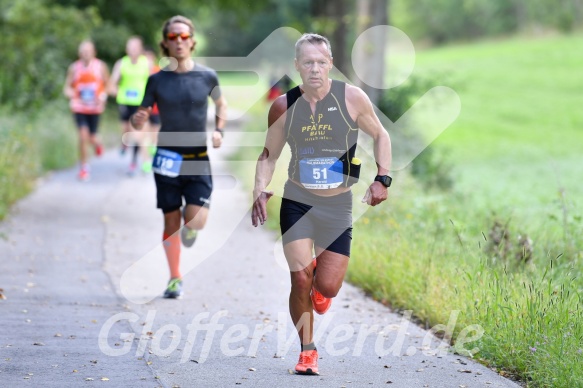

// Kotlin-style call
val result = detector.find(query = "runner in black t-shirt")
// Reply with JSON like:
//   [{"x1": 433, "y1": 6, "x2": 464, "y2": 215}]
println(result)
[{"x1": 131, "y1": 15, "x2": 227, "y2": 299}]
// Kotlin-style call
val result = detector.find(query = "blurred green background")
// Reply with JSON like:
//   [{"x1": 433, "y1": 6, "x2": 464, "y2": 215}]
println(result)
[{"x1": 1, "y1": 1, "x2": 582, "y2": 386}]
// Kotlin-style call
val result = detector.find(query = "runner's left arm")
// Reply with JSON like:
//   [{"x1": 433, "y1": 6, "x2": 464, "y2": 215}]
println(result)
[
  {"x1": 212, "y1": 95, "x2": 227, "y2": 148},
  {"x1": 348, "y1": 85, "x2": 392, "y2": 206}
]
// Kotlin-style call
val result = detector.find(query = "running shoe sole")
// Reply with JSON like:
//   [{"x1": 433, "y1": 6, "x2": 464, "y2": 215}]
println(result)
[{"x1": 295, "y1": 369, "x2": 319, "y2": 375}]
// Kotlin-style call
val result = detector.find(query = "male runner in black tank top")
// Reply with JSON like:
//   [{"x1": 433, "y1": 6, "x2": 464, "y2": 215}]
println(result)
[{"x1": 252, "y1": 33, "x2": 392, "y2": 375}]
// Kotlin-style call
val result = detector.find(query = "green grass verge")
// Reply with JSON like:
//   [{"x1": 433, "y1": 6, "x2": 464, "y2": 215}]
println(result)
[
  {"x1": 229, "y1": 33, "x2": 583, "y2": 387},
  {"x1": 351, "y1": 34, "x2": 583, "y2": 387},
  {"x1": 0, "y1": 100, "x2": 119, "y2": 219}
]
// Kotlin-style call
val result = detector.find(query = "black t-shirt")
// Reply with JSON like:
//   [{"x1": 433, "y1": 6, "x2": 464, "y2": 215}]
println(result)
[{"x1": 141, "y1": 64, "x2": 221, "y2": 155}]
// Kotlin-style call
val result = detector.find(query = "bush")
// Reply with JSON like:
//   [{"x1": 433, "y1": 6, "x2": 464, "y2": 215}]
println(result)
[
  {"x1": 0, "y1": 118, "x2": 38, "y2": 218},
  {"x1": 0, "y1": 0, "x2": 100, "y2": 109},
  {"x1": 377, "y1": 76, "x2": 455, "y2": 191},
  {"x1": 0, "y1": 101, "x2": 120, "y2": 219}
]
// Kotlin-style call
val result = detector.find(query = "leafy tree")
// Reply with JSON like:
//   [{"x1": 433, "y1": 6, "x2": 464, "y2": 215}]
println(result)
[
  {"x1": 50, "y1": 0, "x2": 184, "y2": 49},
  {"x1": 196, "y1": 0, "x2": 310, "y2": 57},
  {"x1": 310, "y1": 0, "x2": 355, "y2": 74},
  {"x1": 0, "y1": 0, "x2": 100, "y2": 108},
  {"x1": 50, "y1": 0, "x2": 275, "y2": 57}
]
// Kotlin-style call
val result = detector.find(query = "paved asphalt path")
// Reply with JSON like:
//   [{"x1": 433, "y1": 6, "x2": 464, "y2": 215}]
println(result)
[{"x1": 0, "y1": 129, "x2": 522, "y2": 387}]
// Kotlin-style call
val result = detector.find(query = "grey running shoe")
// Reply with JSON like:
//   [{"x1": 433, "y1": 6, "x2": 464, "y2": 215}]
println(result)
[
  {"x1": 180, "y1": 226, "x2": 197, "y2": 248},
  {"x1": 181, "y1": 206, "x2": 198, "y2": 247},
  {"x1": 163, "y1": 278, "x2": 183, "y2": 299},
  {"x1": 127, "y1": 163, "x2": 137, "y2": 177}
]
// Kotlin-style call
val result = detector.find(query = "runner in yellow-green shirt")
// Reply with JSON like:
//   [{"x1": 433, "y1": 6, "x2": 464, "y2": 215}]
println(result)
[{"x1": 108, "y1": 36, "x2": 152, "y2": 175}]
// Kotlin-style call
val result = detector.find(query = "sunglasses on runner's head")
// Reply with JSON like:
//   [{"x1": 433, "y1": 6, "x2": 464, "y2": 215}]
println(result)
[{"x1": 166, "y1": 32, "x2": 192, "y2": 41}]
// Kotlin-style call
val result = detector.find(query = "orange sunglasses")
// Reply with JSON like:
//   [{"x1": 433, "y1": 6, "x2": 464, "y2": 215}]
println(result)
[{"x1": 166, "y1": 32, "x2": 192, "y2": 41}]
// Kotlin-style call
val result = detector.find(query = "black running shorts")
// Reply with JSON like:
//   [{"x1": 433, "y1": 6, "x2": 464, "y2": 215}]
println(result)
[
  {"x1": 280, "y1": 180, "x2": 353, "y2": 257},
  {"x1": 149, "y1": 114, "x2": 161, "y2": 125},
  {"x1": 74, "y1": 113, "x2": 100, "y2": 135},
  {"x1": 153, "y1": 158, "x2": 213, "y2": 213},
  {"x1": 118, "y1": 104, "x2": 139, "y2": 122}
]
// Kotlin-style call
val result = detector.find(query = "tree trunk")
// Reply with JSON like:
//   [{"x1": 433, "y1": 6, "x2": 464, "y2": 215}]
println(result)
[
  {"x1": 310, "y1": 0, "x2": 351, "y2": 74},
  {"x1": 331, "y1": 0, "x2": 348, "y2": 74},
  {"x1": 354, "y1": 0, "x2": 389, "y2": 106},
  {"x1": 513, "y1": 0, "x2": 527, "y2": 31}
]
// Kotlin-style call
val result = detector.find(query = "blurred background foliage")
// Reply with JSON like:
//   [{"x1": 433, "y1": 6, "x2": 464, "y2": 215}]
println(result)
[{"x1": 1, "y1": 0, "x2": 582, "y2": 109}]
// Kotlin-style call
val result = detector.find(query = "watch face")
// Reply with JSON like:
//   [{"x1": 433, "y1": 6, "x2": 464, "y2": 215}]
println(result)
[{"x1": 376, "y1": 175, "x2": 392, "y2": 187}]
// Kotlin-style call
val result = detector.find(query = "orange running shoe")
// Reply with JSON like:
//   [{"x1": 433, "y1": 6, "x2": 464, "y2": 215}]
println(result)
[
  {"x1": 311, "y1": 258, "x2": 332, "y2": 315},
  {"x1": 95, "y1": 143, "x2": 104, "y2": 157},
  {"x1": 295, "y1": 349, "x2": 319, "y2": 375},
  {"x1": 78, "y1": 168, "x2": 90, "y2": 181}
]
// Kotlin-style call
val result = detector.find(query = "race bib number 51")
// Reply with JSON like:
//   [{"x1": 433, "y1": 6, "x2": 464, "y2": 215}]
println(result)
[
  {"x1": 152, "y1": 149, "x2": 183, "y2": 178},
  {"x1": 299, "y1": 157, "x2": 343, "y2": 189}
]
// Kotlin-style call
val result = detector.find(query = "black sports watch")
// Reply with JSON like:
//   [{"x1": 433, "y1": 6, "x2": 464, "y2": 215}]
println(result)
[{"x1": 374, "y1": 175, "x2": 392, "y2": 188}]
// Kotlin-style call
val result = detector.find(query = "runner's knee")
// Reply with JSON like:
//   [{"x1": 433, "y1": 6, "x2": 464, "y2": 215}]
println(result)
[
  {"x1": 290, "y1": 269, "x2": 313, "y2": 293},
  {"x1": 163, "y1": 210, "x2": 181, "y2": 234},
  {"x1": 79, "y1": 127, "x2": 90, "y2": 140},
  {"x1": 183, "y1": 205, "x2": 208, "y2": 230},
  {"x1": 314, "y1": 278, "x2": 342, "y2": 298}
]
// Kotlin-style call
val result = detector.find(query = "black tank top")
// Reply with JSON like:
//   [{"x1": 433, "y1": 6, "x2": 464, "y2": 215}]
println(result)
[{"x1": 284, "y1": 80, "x2": 359, "y2": 189}]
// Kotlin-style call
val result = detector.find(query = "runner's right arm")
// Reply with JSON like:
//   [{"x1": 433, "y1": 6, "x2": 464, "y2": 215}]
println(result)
[
  {"x1": 100, "y1": 60, "x2": 111, "y2": 94},
  {"x1": 251, "y1": 95, "x2": 287, "y2": 227},
  {"x1": 130, "y1": 74, "x2": 155, "y2": 130},
  {"x1": 63, "y1": 64, "x2": 76, "y2": 99},
  {"x1": 130, "y1": 107, "x2": 151, "y2": 130},
  {"x1": 99, "y1": 60, "x2": 111, "y2": 104},
  {"x1": 106, "y1": 60, "x2": 121, "y2": 97}
]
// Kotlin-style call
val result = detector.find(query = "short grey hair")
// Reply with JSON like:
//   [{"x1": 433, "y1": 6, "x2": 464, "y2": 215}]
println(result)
[{"x1": 295, "y1": 33, "x2": 333, "y2": 59}]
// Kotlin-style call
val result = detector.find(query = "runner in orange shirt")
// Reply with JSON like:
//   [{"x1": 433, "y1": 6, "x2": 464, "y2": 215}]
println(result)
[{"x1": 63, "y1": 40, "x2": 110, "y2": 181}]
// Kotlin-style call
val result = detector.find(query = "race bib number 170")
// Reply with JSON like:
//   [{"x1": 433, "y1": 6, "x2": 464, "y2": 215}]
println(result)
[{"x1": 299, "y1": 157, "x2": 343, "y2": 189}]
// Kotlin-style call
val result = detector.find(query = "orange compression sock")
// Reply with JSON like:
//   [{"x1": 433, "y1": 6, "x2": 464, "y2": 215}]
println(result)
[{"x1": 162, "y1": 232, "x2": 181, "y2": 279}]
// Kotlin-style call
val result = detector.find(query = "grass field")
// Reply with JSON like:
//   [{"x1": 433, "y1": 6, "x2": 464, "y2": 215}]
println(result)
[
  {"x1": 349, "y1": 34, "x2": 583, "y2": 387},
  {"x1": 230, "y1": 33, "x2": 583, "y2": 387},
  {"x1": 415, "y1": 34, "x2": 583, "y2": 213}
]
